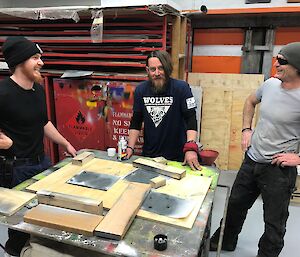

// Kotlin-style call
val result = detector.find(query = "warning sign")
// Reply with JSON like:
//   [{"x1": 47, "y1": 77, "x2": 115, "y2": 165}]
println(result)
[{"x1": 65, "y1": 111, "x2": 95, "y2": 141}]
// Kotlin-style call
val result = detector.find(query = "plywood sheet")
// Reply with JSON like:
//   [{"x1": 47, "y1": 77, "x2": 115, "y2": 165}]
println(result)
[
  {"x1": 188, "y1": 73, "x2": 263, "y2": 90},
  {"x1": 191, "y1": 86, "x2": 203, "y2": 140},
  {"x1": 0, "y1": 187, "x2": 36, "y2": 216},
  {"x1": 188, "y1": 73, "x2": 263, "y2": 170},
  {"x1": 137, "y1": 174, "x2": 212, "y2": 228},
  {"x1": 27, "y1": 158, "x2": 136, "y2": 209},
  {"x1": 201, "y1": 88, "x2": 232, "y2": 169},
  {"x1": 26, "y1": 157, "x2": 211, "y2": 228},
  {"x1": 95, "y1": 183, "x2": 150, "y2": 240},
  {"x1": 228, "y1": 89, "x2": 258, "y2": 169},
  {"x1": 24, "y1": 204, "x2": 103, "y2": 236}
]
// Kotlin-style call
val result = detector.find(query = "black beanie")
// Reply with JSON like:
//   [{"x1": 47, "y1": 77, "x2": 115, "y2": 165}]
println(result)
[
  {"x1": 279, "y1": 42, "x2": 300, "y2": 71},
  {"x1": 2, "y1": 36, "x2": 43, "y2": 68}
]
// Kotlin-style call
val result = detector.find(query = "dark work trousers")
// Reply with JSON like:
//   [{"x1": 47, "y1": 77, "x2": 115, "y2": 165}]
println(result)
[
  {"x1": 3, "y1": 156, "x2": 51, "y2": 256},
  {"x1": 222, "y1": 154, "x2": 297, "y2": 257}
]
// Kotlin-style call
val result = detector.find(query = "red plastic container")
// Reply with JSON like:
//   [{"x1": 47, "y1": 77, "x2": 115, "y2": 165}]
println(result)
[{"x1": 199, "y1": 150, "x2": 219, "y2": 166}]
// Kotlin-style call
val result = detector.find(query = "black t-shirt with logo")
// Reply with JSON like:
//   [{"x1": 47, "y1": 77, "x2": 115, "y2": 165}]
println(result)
[
  {"x1": 0, "y1": 77, "x2": 48, "y2": 158},
  {"x1": 133, "y1": 78, "x2": 196, "y2": 161}
]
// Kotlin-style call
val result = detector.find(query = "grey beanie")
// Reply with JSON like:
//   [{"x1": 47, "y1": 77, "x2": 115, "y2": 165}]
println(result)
[
  {"x1": 2, "y1": 36, "x2": 43, "y2": 68},
  {"x1": 279, "y1": 42, "x2": 300, "y2": 71}
]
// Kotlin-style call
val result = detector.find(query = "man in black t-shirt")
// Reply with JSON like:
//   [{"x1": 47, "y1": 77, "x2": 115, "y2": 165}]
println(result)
[
  {"x1": 126, "y1": 50, "x2": 201, "y2": 170},
  {"x1": 0, "y1": 36, "x2": 77, "y2": 256}
]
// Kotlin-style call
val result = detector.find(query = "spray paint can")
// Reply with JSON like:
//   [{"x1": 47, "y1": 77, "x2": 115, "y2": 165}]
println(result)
[{"x1": 117, "y1": 137, "x2": 127, "y2": 160}]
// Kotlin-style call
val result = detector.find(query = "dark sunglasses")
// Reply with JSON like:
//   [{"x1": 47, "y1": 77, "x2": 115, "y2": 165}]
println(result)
[{"x1": 276, "y1": 56, "x2": 289, "y2": 65}]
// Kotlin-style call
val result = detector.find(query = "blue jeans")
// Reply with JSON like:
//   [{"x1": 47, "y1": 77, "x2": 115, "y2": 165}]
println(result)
[
  {"x1": 222, "y1": 154, "x2": 297, "y2": 257},
  {"x1": 11, "y1": 155, "x2": 51, "y2": 187},
  {"x1": 5, "y1": 156, "x2": 51, "y2": 256}
]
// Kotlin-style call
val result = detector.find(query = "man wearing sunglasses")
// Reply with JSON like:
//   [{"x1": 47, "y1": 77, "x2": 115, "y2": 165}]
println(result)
[
  {"x1": 210, "y1": 42, "x2": 300, "y2": 257},
  {"x1": 126, "y1": 50, "x2": 201, "y2": 170}
]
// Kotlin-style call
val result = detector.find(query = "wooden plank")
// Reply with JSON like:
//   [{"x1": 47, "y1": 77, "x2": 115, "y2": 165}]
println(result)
[
  {"x1": 94, "y1": 183, "x2": 150, "y2": 240},
  {"x1": 24, "y1": 204, "x2": 103, "y2": 236},
  {"x1": 152, "y1": 156, "x2": 168, "y2": 165},
  {"x1": 0, "y1": 187, "x2": 36, "y2": 216},
  {"x1": 72, "y1": 151, "x2": 95, "y2": 166},
  {"x1": 133, "y1": 158, "x2": 186, "y2": 179},
  {"x1": 26, "y1": 158, "x2": 136, "y2": 209},
  {"x1": 171, "y1": 16, "x2": 181, "y2": 79},
  {"x1": 179, "y1": 17, "x2": 187, "y2": 80},
  {"x1": 150, "y1": 176, "x2": 166, "y2": 189},
  {"x1": 37, "y1": 190, "x2": 103, "y2": 215}
]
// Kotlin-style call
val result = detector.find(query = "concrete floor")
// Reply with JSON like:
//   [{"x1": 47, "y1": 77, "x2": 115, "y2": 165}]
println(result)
[
  {"x1": 209, "y1": 170, "x2": 300, "y2": 257},
  {"x1": 0, "y1": 170, "x2": 299, "y2": 257},
  {"x1": 0, "y1": 224, "x2": 8, "y2": 257}
]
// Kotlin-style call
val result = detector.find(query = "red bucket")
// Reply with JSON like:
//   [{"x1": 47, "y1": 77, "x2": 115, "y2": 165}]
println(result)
[{"x1": 199, "y1": 150, "x2": 219, "y2": 166}]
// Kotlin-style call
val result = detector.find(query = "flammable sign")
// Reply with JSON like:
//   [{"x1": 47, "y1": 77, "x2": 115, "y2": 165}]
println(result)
[{"x1": 65, "y1": 110, "x2": 95, "y2": 141}]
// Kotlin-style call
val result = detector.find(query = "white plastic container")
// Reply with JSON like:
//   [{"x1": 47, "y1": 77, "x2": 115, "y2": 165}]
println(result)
[{"x1": 107, "y1": 148, "x2": 116, "y2": 157}]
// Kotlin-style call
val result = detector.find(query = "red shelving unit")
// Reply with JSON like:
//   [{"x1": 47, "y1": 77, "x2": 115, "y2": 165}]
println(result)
[{"x1": 0, "y1": 6, "x2": 188, "y2": 163}]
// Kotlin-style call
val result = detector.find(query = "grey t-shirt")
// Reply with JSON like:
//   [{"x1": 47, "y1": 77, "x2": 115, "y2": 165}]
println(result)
[{"x1": 247, "y1": 77, "x2": 300, "y2": 163}]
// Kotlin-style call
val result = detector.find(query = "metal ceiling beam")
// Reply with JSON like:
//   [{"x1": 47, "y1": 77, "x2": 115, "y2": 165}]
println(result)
[{"x1": 189, "y1": 13, "x2": 300, "y2": 28}]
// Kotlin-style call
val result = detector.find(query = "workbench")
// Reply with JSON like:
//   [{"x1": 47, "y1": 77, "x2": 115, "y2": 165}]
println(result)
[{"x1": 0, "y1": 150, "x2": 219, "y2": 257}]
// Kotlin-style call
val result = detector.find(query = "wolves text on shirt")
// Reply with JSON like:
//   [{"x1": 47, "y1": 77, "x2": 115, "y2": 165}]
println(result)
[{"x1": 143, "y1": 96, "x2": 173, "y2": 105}]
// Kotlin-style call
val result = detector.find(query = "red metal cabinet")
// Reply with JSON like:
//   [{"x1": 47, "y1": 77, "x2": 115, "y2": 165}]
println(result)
[
  {"x1": 53, "y1": 78, "x2": 142, "y2": 160},
  {"x1": 53, "y1": 79, "x2": 106, "y2": 159}
]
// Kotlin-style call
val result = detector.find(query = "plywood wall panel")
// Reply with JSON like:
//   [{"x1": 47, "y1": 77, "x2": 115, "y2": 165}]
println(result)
[{"x1": 188, "y1": 73, "x2": 263, "y2": 170}]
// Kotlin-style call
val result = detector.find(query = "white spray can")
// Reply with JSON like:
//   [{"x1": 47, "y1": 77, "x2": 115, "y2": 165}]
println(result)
[{"x1": 117, "y1": 136, "x2": 127, "y2": 160}]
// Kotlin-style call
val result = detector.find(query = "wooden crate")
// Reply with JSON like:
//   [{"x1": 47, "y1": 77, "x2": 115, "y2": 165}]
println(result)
[{"x1": 188, "y1": 73, "x2": 264, "y2": 170}]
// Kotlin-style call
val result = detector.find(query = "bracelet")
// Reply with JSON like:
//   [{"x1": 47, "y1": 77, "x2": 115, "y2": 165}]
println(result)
[
  {"x1": 242, "y1": 128, "x2": 252, "y2": 132},
  {"x1": 127, "y1": 146, "x2": 135, "y2": 153},
  {"x1": 183, "y1": 141, "x2": 199, "y2": 154}
]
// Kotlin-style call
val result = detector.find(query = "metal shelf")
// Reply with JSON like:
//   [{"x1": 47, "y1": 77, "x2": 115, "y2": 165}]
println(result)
[{"x1": 0, "y1": 6, "x2": 172, "y2": 76}]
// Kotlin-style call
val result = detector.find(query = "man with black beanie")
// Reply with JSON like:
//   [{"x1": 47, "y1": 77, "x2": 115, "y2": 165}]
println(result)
[
  {"x1": 210, "y1": 42, "x2": 300, "y2": 257},
  {"x1": 0, "y1": 36, "x2": 77, "y2": 256}
]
